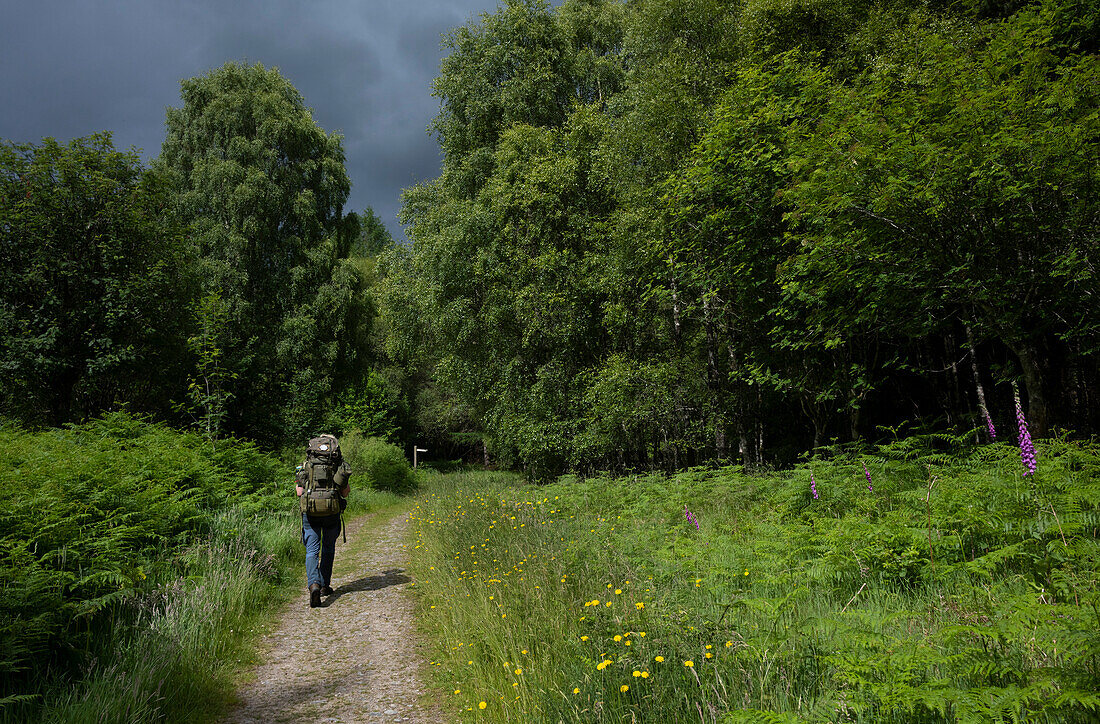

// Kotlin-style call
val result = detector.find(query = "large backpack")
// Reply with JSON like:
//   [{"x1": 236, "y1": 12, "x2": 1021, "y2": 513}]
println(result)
[{"x1": 299, "y1": 434, "x2": 349, "y2": 517}]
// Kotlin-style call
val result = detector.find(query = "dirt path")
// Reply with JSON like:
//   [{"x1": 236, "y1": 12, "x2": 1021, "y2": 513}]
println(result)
[{"x1": 225, "y1": 509, "x2": 443, "y2": 724}]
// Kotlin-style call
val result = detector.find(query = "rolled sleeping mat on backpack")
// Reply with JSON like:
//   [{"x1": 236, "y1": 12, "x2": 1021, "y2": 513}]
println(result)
[{"x1": 333, "y1": 460, "x2": 351, "y2": 488}]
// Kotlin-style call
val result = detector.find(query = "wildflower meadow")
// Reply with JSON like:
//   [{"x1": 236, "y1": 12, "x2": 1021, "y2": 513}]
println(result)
[{"x1": 408, "y1": 433, "x2": 1100, "y2": 723}]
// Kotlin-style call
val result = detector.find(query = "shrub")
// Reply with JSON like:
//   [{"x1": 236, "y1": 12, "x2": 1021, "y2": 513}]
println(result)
[
  {"x1": 0, "y1": 411, "x2": 289, "y2": 719},
  {"x1": 341, "y1": 431, "x2": 416, "y2": 495}
]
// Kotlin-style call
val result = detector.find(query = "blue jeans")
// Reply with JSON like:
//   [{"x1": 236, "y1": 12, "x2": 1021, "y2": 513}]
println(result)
[{"x1": 302, "y1": 514, "x2": 341, "y2": 589}]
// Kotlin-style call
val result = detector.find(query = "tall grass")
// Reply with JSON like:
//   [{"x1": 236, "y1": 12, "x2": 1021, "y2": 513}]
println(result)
[
  {"x1": 408, "y1": 434, "x2": 1100, "y2": 722},
  {"x1": 29, "y1": 508, "x2": 301, "y2": 724}
]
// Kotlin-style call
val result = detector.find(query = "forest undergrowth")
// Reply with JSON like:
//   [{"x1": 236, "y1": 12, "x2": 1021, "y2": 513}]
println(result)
[
  {"x1": 409, "y1": 433, "x2": 1100, "y2": 723},
  {"x1": 0, "y1": 412, "x2": 399, "y2": 723}
]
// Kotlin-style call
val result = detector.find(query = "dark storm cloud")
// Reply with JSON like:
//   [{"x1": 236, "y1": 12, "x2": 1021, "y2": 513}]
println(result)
[{"x1": 0, "y1": 0, "x2": 499, "y2": 240}]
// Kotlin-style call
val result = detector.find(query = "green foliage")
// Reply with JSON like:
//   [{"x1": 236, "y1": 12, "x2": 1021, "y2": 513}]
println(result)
[
  {"x1": 391, "y1": 0, "x2": 1100, "y2": 475},
  {"x1": 0, "y1": 412, "x2": 284, "y2": 711},
  {"x1": 21, "y1": 506, "x2": 301, "y2": 724},
  {"x1": 410, "y1": 438, "x2": 1100, "y2": 722},
  {"x1": 332, "y1": 370, "x2": 400, "y2": 440},
  {"x1": 781, "y1": 0, "x2": 1100, "y2": 435},
  {"x1": 340, "y1": 431, "x2": 417, "y2": 495},
  {"x1": 348, "y1": 206, "x2": 396, "y2": 257},
  {"x1": 180, "y1": 292, "x2": 236, "y2": 441},
  {"x1": 0, "y1": 133, "x2": 193, "y2": 426},
  {"x1": 155, "y1": 61, "x2": 365, "y2": 444}
]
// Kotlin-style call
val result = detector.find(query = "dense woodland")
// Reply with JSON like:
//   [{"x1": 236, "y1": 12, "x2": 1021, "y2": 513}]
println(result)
[
  {"x1": 386, "y1": 0, "x2": 1100, "y2": 476},
  {"x1": 3, "y1": 0, "x2": 1099, "y2": 475}
]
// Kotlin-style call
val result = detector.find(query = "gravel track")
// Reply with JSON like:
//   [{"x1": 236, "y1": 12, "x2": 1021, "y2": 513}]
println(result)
[{"x1": 224, "y1": 510, "x2": 443, "y2": 724}]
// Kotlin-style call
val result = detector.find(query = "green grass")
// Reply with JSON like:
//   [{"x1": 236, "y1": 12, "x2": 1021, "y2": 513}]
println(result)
[{"x1": 407, "y1": 435, "x2": 1100, "y2": 723}]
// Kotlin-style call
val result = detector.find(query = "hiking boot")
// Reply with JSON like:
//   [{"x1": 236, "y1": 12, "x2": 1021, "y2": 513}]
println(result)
[
  {"x1": 321, "y1": 586, "x2": 334, "y2": 596},
  {"x1": 309, "y1": 583, "x2": 322, "y2": 608}
]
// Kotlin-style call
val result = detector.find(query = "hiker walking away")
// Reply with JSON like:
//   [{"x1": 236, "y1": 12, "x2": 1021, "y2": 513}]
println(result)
[{"x1": 295, "y1": 434, "x2": 351, "y2": 608}]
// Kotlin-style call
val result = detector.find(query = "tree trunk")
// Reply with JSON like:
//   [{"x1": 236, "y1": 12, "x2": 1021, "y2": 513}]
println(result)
[
  {"x1": 1010, "y1": 341, "x2": 1049, "y2": 437},
  {"x1": 965, "y1": 324, "x2": 993, "y2": 441},
  {"x1": 702, "y1": 294, "x2": 726, "y2": 460},
  {"x1": 669, "y1": 256, "x2": 681, "y2": 347}
]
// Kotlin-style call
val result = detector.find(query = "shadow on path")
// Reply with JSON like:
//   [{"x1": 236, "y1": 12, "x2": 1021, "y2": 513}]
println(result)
[{"x1": 324, "y1": 568, "x2": 411, "y2": 606}]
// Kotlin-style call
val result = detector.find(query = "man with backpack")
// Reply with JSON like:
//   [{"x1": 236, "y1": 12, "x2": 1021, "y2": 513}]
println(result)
[{"x1": 295, "y1": 434, "x2": 352, "y2": 608}]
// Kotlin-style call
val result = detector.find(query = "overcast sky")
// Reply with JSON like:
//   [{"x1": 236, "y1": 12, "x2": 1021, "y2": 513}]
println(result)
[{"x1": 0, "y1": 0, "x2": 510, "y2": 241}]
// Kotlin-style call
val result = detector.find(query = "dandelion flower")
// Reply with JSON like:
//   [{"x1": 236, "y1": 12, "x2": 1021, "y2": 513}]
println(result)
[
  {"x1": 573, "y1": 688, "x2": 580, "y2": 694},
  {"x1": 641, "y1": 671, "x2": 649, "y2": 678},
  {"x1": 633, "y1": 670, "x2": 641, "y2": 677},
  {"x1": 655, "y1": 656, "x2": 664, "y2": 662},
  {"x1": 479, "y1": 702, "x2": 487, "y2": 709},
  {"x1": 635, "y1": 602, "x2": 645, "y2": 609},
  {"x1": 620, "y1": 685, "x2": 629, "y2": 693},
  {"x1": 684, "y1": 660, "x2": 694, "y2": 667}
]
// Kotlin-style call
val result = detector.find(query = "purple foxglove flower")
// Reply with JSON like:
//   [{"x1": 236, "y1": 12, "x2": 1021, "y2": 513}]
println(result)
[
  {"x1": 810, "y1": 471, "x2": 818, "y2": 499},
  {"x1": 863, "y1": 461, "x2": 873, "y2": 492},
  {"x1": 685, "y1": 506, "x2": 699, "y2": 529},
  {"x1": 1014, "y1": 386, "x2": 1037, "y2": 476},
  {"x1": 985, "y1": 412, "x2": 996, "y2": 441}
]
